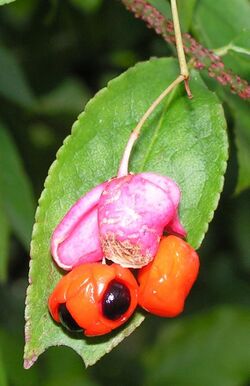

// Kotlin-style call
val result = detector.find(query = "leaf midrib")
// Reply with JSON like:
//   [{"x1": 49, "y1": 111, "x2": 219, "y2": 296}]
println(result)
[{"x1": 139, "y1": 84, "x2": 182, "y2": 171}]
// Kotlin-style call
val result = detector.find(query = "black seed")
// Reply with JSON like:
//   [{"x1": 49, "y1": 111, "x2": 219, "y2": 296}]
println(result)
[
  {"x1": 58, "y1": 303, "x2": 83, "y2": 332},
  {"x1": 102, "y1": 280, "x2": 131, "y2": 320}
]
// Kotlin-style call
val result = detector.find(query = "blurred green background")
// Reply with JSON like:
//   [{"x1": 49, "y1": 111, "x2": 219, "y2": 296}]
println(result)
[{"x1": 0, "y1": 0, "x2": 249, "y2": 385}]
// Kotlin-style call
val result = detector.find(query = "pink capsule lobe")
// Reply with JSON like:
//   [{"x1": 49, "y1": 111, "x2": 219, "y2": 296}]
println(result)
[
  {"x1": 98, "y1": 173, "x2": 185, "y2": 268},
  {"x1": 51, "y1": 182, "x2": 107, "y2": 270},
  {"x1": 140, "y1": 172, "x2": 186, "y2": 237}
]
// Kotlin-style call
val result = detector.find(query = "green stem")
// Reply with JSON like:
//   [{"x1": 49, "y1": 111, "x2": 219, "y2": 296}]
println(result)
[
  {"x1": 118, "y1": 74, "x2": 185, "y2": 177},
  {"x1": 170, "y1": 0, "x2": 192, "y2": 98}
]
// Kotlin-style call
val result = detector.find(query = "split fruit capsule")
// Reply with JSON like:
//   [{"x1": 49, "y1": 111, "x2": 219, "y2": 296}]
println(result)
[
  {"x1": 51, "y1": 173, "x2": 186, "y2": 271},
  {"x1": 138, "y1": 235, "x2": 199, "y2": 317},
  {"x1": 48, "y1": 263, "x2": 138, "y2": 336}
]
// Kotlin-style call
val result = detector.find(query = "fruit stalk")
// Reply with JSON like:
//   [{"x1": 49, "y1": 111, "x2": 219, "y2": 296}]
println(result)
[
  {"x1": 170, "y1": 0, "x2": 192, "y2": 98},
  {"x1": 121, "y1": 0, "x2": 250, "y2": 99},
  {"x1": 118, "y1": 74, "x2": 184, "y2": 176}
]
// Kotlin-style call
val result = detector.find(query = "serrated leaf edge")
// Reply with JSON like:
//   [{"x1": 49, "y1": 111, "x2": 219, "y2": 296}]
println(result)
[
  {"x1": 194, "y1": 99, "x2": 229, "y2": 250},
  {"x1": 24, "y1": 57, "x2": 169, "y2": 368},
  {"x1": 24, "y1": 58, "x2": 228, "y2": 368}
]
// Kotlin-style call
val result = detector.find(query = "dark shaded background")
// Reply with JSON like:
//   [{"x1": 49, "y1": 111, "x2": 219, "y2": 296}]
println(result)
[{"x1": 0, "y1": 1, "x2": 249, "y2": 385}]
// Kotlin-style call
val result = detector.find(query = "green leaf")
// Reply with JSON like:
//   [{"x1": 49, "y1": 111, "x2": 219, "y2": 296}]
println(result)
[
  {"x1": 0, "y1": 316, "x2": 99, "y2": 386},
  {"x1": 0, "y1": 330, "x2": 39, "y2": 386},
  {"x1": 24, "y1": 58, "x2": 228, "y2": 368},
  {"x1": 233, "y1": 191, "x2": 250, "y2": 272},
  {"x1": 70, "y1": 0, "x2": 102, "y2": 13},
  {"x1": 218, "y1": 30, "x2": 250, "y2": 81},
  {"x1": 231, "y1": 98, "x2": 250, "y2": 194},
  {"x1": 0, "y1": 348, "x2": 8, "y2": 386},
  {"x1": 0, "y1": 203, "x2": 10, "y2": 283},
  {"x1": 1, "y1": 0, "x2": 37, "y2": 27},
  {"x1": 0, "y1": 45, "x2": 34, "y2": 108},
  {"x1": 192, "y1": 0, "x2": 250, "y2": 193},
  {"x1": 144, "y1": 306, "x2": 250, "y2": 386},
  {"x1": 234, "y1": 113, "x2": 250, "y2": 193},
  {"x1": 215, "y1": 30, "x2": 250, "y2": 58},
  {"x1": 191, "y1": 0, "x2": 250, "y2": 95},
  {"x1": 213, "y1": 88, "x2": 250, "y2": 194},
  {"x1": 147, "y1": 0, "x2": 197, "y2": 33},
  {"x1": 147, "y1": 0, "x2": 171, "y2": 19},
  {"x1": 177, "y1": 0, "x2": 198, "y2": 32},
  {"x1": 35, "y1": 77, "x2": 90, "y2": 116},
  {"x1": 0, "y1": 0, "x2": 15, "y2": 5},
  {"x1": 147, "y1": 0, "x2": 198, "y2": 32},
  {"x1": 109, "y1": 50, "x2": 138, "y2": 69},
  {"x1": 0, "y1": 123, "x2": 35, "y2": 249},
  {"x1": 192, "y1": 0, "x2": 250, "y2": 48},
  {"x1": 43, "y1": 347, "x2": 100, "y2": 386}
]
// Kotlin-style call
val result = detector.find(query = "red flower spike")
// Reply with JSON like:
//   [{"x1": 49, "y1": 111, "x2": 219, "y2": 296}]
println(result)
[
  {"x1": 48, "y1": 263, "x2": 138, "y2": 336},
  {"x1": 138, "y1": 235, "x2": 199, "y2": 317}
]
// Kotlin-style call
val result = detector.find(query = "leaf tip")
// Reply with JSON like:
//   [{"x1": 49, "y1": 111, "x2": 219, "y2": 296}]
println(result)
[{"x1": 23, "y1": 354, "x2": 38, "y2": 370}]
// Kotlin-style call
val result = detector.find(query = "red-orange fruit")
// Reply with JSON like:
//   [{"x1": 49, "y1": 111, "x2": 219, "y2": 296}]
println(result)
[
  {"x1": 48, "y1": 263, "x2": 138, "y2": 336},
  {"x1": 138, "y1": 235, "x2": 199, "y2": 317}
]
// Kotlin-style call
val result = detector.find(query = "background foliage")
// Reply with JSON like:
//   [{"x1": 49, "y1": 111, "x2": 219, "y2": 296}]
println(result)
[{"x1": 0, "y1": 0, "x2": 249, "y2": 385}]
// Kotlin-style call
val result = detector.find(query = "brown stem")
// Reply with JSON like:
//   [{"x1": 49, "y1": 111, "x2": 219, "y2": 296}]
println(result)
[{"x1": 120, "y1": 0, "x2": 250, "y2": 100}]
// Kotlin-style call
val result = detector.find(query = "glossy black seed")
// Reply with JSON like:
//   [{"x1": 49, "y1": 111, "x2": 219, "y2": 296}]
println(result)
[
  {"x1": 58, "y1": 303, "x2": 83, "y2": 332},
  {"x1": 102, "y1": 280, "x2": 131, "y2": 320}
]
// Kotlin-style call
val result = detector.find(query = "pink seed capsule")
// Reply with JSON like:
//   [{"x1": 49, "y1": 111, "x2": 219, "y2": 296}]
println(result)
[
  {"x1": 98, "y1": 172, "x2": 186, "y2": 268},
  {"x1": 51, "y1": 182, "x2": 107, "y2": 270},
  {"x1": 50, "y1": 172, "x2": 185, "y2": 270},
  {"x1": 50, "y1": 80, "x2": 188, "y2": 270}
]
